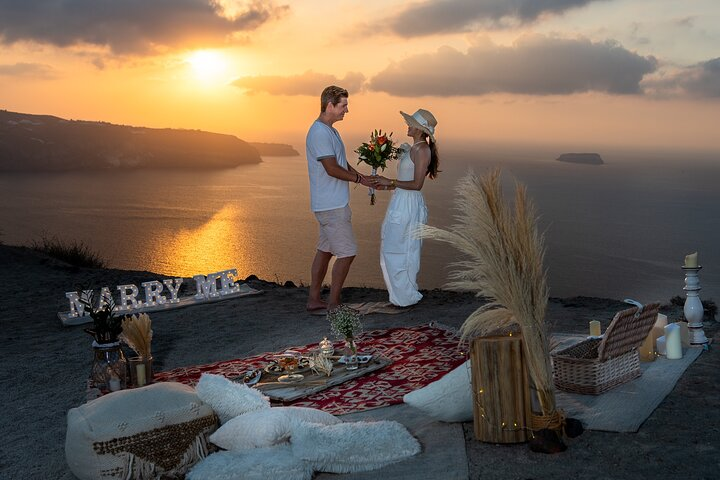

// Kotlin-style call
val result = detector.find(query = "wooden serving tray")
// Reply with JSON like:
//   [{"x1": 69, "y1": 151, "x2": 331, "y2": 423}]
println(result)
[{"x1": 254, "y1": 355, "x2": 392, "y2": 402}]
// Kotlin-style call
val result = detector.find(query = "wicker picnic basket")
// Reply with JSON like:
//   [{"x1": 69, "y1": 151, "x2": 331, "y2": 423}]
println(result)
[{"x1": 552, "y1": 303, "x2": 660, "y2": 395}]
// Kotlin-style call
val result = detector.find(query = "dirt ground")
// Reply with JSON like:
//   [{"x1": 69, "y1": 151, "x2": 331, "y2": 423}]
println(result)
[{"x1": 0, "y1": 244, "x2": 717, "y2": 479}]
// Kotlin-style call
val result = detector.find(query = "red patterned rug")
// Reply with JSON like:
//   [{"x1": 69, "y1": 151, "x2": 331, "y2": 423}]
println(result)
[{"x1": 154, "y1": 324, "x2": 467, "y2": 415}]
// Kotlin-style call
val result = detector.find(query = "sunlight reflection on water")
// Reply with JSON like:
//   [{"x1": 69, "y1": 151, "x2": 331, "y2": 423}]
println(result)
[{"x1": 1, "y1": 149, "x2": 719, "y2": 302}]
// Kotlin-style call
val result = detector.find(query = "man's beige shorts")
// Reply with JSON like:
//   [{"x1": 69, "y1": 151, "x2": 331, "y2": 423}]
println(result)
[{"x1": 315, "y1": 205, "x2": 357, "y2": 258}]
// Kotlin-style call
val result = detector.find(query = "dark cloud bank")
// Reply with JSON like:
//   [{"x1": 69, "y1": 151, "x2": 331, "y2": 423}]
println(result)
[
  {"x1": 388, "y1": 0, "x2": 605, "y2": 36},
  {"x1": 0, "y1": 0, "x2": 288, "y2": 53}
]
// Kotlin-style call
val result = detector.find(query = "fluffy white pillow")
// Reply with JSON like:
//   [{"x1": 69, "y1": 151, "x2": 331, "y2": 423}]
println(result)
[
  {"x1": 209, "y1": 406, "x2": 341, "y2": 451},
  {"x1": 292, "y1": 420, "x2": 421, "y2": 473},
  {"x1": 195, "y1": 373, "x2": 270, "y2": 424},
  {"x1": 187, "y1": 445, "x2": 313, "y2": 480},
  {"x1": 403, "y1": 359, "x2": 473, "y2": 422}
]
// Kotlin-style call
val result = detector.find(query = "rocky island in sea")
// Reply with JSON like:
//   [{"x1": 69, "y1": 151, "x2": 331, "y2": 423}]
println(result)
[
  {"x1": 556, "y1": 153, "x2": 604, "y2": 165},
  {"x1": 0, "y1": 109, "x2": 262, "y2": 172}
]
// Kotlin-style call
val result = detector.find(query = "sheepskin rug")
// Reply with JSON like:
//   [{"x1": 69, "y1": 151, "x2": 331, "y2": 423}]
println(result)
[
  {"x1": 292, "y1": 420, "x2": 421, "y2": 473},
  {"x1": 187, "y1": 445, "x2": 313, "y2": 480},
  {"x1": 209, "y1": 406, "x2": 341, "y2": 451},
  {"x1": 188, "y1": 373, "x2": 421, "y2": 478},
  {"x1": 195, "y1": 373, "x2": 270, "y2": 424}
]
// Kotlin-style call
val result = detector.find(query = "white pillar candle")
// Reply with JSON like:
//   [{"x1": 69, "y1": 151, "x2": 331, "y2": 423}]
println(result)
[
  {"x1": 589, "y1": 320, "x2": 601, "y2": 337},
  {"x1": 109, "y1": 376, "x2": 121, "y2": 392},
  {"x1": 136, "y1": 364, "x2": 147, "y2": 387},
  {"x1": 684, "y1": 252, "x2": 698, "y2": 268},
  {"x1": 656, "y1": 336, "x2": 667, "y2": 356},
  {"x1": 664, "y1": 323, "x2": 683, "y2": 360}
]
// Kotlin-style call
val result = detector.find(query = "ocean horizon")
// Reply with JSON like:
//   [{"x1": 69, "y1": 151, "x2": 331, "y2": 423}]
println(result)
[{"x1": 1, "y1": 142, "x2": 718, "y2": 305}]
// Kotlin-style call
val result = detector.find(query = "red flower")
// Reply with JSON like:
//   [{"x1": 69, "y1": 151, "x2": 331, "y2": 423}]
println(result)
[
  {"x1": 377, "y1": 135, "x2": 387, "y2": 145},
  {"x1": 368, "y1": 144, "x2": 375, "y2": 151}
]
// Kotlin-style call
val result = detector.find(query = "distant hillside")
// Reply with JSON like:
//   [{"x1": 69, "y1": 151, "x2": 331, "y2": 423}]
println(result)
[
  {"x1": 556, "y1": 153, "x2": 604, "y2": 165},
  {"x1": 0, "y1": 110, "x2": 262, "y2": 172},
  {"x1": 249, "y1": 142, "x2": 299, "y2": 156}
]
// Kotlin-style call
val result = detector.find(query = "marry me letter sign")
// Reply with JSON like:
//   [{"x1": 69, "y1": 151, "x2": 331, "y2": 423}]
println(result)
[{"x1": 58, "y1": 269, "x2": 261, "y2": 326}]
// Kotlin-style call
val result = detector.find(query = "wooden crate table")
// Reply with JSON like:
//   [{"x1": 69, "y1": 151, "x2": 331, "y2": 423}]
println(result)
[{"x1": 254, "y1": 356, "x2": 392, "y2": 402}]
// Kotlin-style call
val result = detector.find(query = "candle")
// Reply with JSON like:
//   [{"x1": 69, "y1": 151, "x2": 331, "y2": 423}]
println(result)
[
  {"x1": 676, "y1": 321, "x2": 690, "y2": 347},
  {"x1": 589, "y1": 320, "x2": 601, "y2": 337},
  {"x1": 651, "y1": 313, "x2": 668, "y2": 340},
  {"x1": 109, "y1": 376, "x2": 121, "y2": 392},
  {"x1": 638, "y1": 333, "x2": 656, "y2": 362},
  {"x1": 684, "y1": 252, "x2": 698, "y2": 268},
  {"x1": 664, "y1": 323, "x2": 683, "y2": 360},
  {"x1": 656, "y1": 336, "x2": 667, "y2": 356},
  {"x1": 136, "y1": 364, "x2": 147, "y2": 387}
]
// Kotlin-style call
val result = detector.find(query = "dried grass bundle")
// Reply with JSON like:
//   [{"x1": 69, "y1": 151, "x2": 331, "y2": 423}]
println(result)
[
  {"x1": 120, "y1": 313, "x2": 153, "y2": 359},
  {"x1": 419, "y1": 168, "x2": 557, "y2": 416},
  {"x1": 309, "y1": 352, "x2": 334, "y2": 377}
]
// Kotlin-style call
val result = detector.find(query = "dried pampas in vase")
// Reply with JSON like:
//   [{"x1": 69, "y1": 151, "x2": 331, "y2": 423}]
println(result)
[
  {"x1": 419, "y1": 169, "x2": 559, "y2": 426},
  {"x1": 120, "y1": 313, "x2": 154, "y2": 386}
]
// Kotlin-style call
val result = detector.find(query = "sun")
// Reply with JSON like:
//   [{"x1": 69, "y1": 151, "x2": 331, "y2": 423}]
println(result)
[{"x1": 186, "y1": 50, "x2": 228, "y2": 84}]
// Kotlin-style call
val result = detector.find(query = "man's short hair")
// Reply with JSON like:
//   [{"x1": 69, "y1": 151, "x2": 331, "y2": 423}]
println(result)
[{"x1": 321, "y1": 86, "x2": 348, "y2": 112}]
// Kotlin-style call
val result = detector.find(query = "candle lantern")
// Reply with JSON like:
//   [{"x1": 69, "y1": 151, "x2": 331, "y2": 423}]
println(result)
[
  {"x1": 319, "y1": 337, "x2": 335, "y2": 356},
  {"x1": 682, "y1": 265, "x2": 708, "y2": 347}
]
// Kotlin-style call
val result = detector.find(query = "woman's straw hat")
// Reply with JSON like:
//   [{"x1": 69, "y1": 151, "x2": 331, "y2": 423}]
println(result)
[{"x1": 400, "y1": 109, "x2": 437, "y2": 142}]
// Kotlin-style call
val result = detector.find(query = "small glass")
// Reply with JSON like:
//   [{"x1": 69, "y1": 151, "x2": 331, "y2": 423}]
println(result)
[
  {"x1": 344, "y1": 339, "x2": 359, "y2": 371},
  {"x1": 129, "y1": 356, "x2": 154, "y2": 387}
]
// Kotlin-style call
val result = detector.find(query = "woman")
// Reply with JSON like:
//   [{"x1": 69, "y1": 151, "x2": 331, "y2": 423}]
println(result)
[{"x1": 371, "y1": 109, "x2": 440, "y2": 307}]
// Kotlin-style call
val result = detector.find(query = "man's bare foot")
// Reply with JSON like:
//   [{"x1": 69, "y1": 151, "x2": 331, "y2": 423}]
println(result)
[{"x1": 306, "y1": 300, "x2": 328, "y2": 312}]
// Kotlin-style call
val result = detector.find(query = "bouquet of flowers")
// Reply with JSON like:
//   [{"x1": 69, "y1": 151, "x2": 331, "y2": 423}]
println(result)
[{"x1": 355, "y1": 129, "x2": 399, "y2": 204}]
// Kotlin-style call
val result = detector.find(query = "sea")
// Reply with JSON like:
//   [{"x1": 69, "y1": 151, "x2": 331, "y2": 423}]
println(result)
[{"x1": 1, "y1": 142, "x2": 718, "y2": 304}]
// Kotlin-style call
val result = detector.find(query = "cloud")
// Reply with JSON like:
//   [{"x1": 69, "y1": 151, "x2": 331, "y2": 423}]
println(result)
[
  {"x1": 645, "y1": 58, "x2": 720, "y2": 98},
  {"x1": 231, "y1": 71, "x2": 365, "y2": 96},
  {"x1": 387, "y1": 0, "x2": 604, "y2": 37},
  {"x1": 369, "y1": 35, "x2": 657, "y2": 96},
  {"x1": 0, "y1": 62, "x2": 55, "y2": 78},
  {"x1": 0, "y1": 0, "x2": 289, "y2": 54}
]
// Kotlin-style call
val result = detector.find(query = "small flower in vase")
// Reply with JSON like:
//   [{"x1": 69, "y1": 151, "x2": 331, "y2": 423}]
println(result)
[{"x1": 328, "y1": 305, "x2": 363, "y2": 369}]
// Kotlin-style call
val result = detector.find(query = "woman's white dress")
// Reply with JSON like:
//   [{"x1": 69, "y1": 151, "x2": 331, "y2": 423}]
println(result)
[{"x1": 380, "y1": 143, "x2": 428, "y2": 306}]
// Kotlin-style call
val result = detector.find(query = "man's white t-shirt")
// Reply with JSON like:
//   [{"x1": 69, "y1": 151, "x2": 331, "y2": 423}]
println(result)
[{"x1": 306, "y1": 120, "x2": 350, "y2": 212}]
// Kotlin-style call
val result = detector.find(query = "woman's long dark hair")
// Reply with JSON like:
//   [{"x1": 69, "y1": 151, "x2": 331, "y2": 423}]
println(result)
[{"x1": 423, "y1": 133, "x2": 440, "y2": 179}]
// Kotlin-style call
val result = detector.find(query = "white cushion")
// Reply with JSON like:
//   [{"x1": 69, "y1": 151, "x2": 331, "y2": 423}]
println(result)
[
  {"x1": 195, "y1": 373, "x2": 270, "y2": 424},
  {"x1": 65, "y1": 382, "x2": 217, "y2": 480},
  {"x1": 403, "y1": 359, "x2": 473, "y2": 422},
  {"x1": 187, "y1": 445, "x2": 313, "y2": 480},
  {"x1": 292, "y1": 420, "x2": 421, "y2": 473},
  {"x1": 210, "y1": 406, "x2": 341, "y2": 451}
]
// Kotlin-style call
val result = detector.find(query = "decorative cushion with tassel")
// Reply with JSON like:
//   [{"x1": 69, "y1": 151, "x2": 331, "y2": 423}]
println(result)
[{"x1": 65, "y1": 382, "x2": 218, "y2": 480}]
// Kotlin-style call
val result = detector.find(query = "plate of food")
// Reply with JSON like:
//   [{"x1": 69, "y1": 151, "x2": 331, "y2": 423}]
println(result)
[
  {"x1": 338, "y1": 354, "x2": 372, "y2": 364},
  {"x1": 230, "y1": 369, "x2": 262, "y2": 386},
  {"x1": 264, "y1": 357, "x2": 312, "y2": 375}
]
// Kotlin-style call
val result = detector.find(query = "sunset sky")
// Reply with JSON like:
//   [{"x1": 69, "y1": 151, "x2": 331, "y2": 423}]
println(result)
[{"x1": 1, "y1": 0, "x2": 719, "y2": 152}]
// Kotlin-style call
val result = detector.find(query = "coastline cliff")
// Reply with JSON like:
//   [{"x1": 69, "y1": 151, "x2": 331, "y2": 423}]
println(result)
[{"x1": 0, "y1": 109, "x2": 262, "y2": 171}]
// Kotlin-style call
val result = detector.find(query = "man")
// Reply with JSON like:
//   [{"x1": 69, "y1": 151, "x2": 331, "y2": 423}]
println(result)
[{"x1": 305, "y1": 85, "x2": 369, "y2": 312}]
